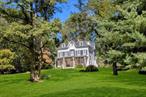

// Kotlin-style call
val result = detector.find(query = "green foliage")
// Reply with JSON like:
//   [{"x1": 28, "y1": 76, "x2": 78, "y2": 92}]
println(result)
[
  {"x1": 123, "y1": 55, "x2": 135, "y2": 66},
  {"x1": 0, "y1": 49, "x2": 15, "y2": 73},
  {"x1": 0, "y1": 0, "x2": 67, "y2": 21},
  {"x1": 75, "y1": 64, "x2": 84, "y2": 68},
  {"x1": 88, "y1": 0, "x2": 115, "y2": 19},
  {"x1": 107, "y1": 50, "x2": 124, "y2": 64},
  {"x1": 62, "y1": 0, "x2": 146, "y2": 71},
  {"x1": 63, "y1": 12, "x2": 97, "y2": 40},
  {"x1": 139, "y1": 19, "x2": 146, "y2": 36},
  {"x1": 85, "y1": 65, "x2": 98, "y2": 72},
  {"x1": 1, "y1": 0, "x2": 146, "y2": 77},
  {"x1": 92, "y1": 0, "x2": 146, "y2": 69},
  {"x1": 42, "y1": 64, "x2": 54, "y2": 69},
  {"x1": 0, "y1": 0, "x2": 64, "y2": 81},
  {"x1": 133, "y1": 53, "x2": 146, "y2": 68}
]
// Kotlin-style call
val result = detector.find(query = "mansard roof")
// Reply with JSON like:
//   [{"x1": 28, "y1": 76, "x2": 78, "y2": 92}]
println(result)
[{"x1": 58, "y1": 41, "x2": 95, "y2": 50}]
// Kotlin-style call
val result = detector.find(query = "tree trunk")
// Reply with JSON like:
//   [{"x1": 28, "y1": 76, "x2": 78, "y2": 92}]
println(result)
[
  {"x1": 29, "y1": 61, "x2": 42, "y2": 82},
  {"x1": 113, "y1": 62, "x2": 118, "y2": 75},
  {"x1": 29, "y1": 54, "x2": 43, "y2": 82},
  {"x1": 30, "y1": 69, "x2": 40, "y2": 82},
  {"x1": 29, "y1": 3, "x2": 43, "y2": 82}
]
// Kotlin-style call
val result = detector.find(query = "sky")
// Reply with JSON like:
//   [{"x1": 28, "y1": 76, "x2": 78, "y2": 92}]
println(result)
[
  {"x1": 3, "y1": 0, "x2": 87, "y2": 22},
  {"x1": 2, "y1": 0, "x2": 87, "y2": 40},
  {"x1": 54, "y1": 0, "x2": 88, "y2": 40},
  {"x1": 53, "y1": 0, "x2": 87, "y2": 22}
]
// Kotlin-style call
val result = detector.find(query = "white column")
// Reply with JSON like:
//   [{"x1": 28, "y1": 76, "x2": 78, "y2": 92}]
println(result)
[
  {"x1": 73, "y1": 57, "x2": 75, "y2": 68},
  {"x1": 63, "y1": 58, "x2": 66, "y2": 69},
  {"x1": 84, "y1": 57, "x2": 86, "y2": 67},
  {"x1": 86, "y1": 56, "x2": 90, "y2": 66},
  {"x1": 55, "y1": 58, "x2": 57, "y2": 68}
]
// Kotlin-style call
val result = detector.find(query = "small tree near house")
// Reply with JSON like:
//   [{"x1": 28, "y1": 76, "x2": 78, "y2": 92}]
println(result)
[
  {"x1": 107, "y1": 50, "x2": 124, "y2": 75},
  {"x1": 0, "y1": 49, "x2": 15, "y2": 74}
]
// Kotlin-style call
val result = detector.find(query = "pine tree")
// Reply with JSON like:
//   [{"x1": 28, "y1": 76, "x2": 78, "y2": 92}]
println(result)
[{"x1": 88, "y1": 0, "x2": 146, "y2": 74}]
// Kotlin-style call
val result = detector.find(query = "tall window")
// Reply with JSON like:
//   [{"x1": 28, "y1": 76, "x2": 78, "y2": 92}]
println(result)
[
  {"x1": 78, "y1": 50, "x2": 80, "y2": 55},
  {"x1": 67, "y1": 52, "x2": 70, "y2": 56},
  {"x1": 70, "y1": 50, "x2": 74, "y2": 56},
  {"x1": 75, "y1": 51, "x2": 78, "y2": 56},
  {"x1": 60, "y1": 52, "x2": 62, "y2": 57},
  {"x1": 81, "y1": 50, "x2": 83, "y2": 56},
  {"x1": 59, "y1": 52, "x2": 62, "y2": 57},
  {"x1": 83, "y1": 50, "x2": 87, "y2": 55},
  {"x1": 62, "y1": 52, "x2": 65, "y2": 57},
  {"x1": 58, "y1": 52, "x2": 59, "y2": 57},
  {"x1": 80, "y1": 41, "x2": 83, "y2": 46}
]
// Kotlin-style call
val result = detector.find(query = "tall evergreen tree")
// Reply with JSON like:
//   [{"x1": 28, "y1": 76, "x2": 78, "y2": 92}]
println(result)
[{"x1": 87, "y1": 0, "x2": 146, "y2": 74}]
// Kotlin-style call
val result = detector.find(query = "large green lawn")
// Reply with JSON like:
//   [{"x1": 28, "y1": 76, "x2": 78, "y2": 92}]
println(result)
[{"x1": 0, "y1": 68, "x2": 146, "y2": 97}]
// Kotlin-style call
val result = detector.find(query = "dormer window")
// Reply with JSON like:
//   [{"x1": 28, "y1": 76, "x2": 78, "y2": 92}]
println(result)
[
  {"x1": 62, "y1": 43, "x2": 66, "y2": 48},
  {"x1": 70, "y1": 41, "x2": 74, "y2": 46},
  {"x1": 80, "y1": 41, "x2": 83, "y2": 46}
]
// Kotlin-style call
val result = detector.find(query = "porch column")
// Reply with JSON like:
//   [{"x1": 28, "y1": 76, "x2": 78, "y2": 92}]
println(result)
[
  {"x1": 63, "y1": 58, "x2": 66, "y2": 69},
  {"x1": 87, "y1": 56, "x2": 89, "y2": 66},
  {"x1": 84, "y1": 57, "x2": 86, "y2": 67},
  {"x1": 73, "y1": 57, "x2": 75, "y2": 68},
  {"x1": 55, "y1": 58, "x2": 57, "y2": 68}
]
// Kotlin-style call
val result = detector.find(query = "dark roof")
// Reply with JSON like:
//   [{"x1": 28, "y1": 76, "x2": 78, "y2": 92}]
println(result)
[{"x1": 58, "y1": 41, "x2": 95, "y2": 50}]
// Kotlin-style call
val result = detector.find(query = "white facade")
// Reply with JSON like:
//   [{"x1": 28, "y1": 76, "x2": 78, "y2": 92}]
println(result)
[{"x1": 56, "y1": 41, "x2": 97, "y2": 68}]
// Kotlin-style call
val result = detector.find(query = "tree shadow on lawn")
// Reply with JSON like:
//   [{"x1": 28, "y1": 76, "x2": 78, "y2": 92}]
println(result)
[
  {"x1": 0, "y1": 69, "x2": 84, "y2": 85},
  {"x1": 47, "y1": 69, "x2": 87, "y2": 82},
  {"x1": 107, "y1": 75, "x2": 146, "y2": 87},
  {"x1": 39, "y1": 86, "x2": 146, "y2": 97},
  {"x1": 0, "y1": 74, "x2": 28, "y2": 85}
]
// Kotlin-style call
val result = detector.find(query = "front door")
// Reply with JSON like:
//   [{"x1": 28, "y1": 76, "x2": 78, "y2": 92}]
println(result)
[{"x1": 65, "y1": 57, "x2": 73, "y2": 68}]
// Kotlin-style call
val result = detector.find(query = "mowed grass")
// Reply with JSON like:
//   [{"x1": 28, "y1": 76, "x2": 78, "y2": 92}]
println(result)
[{"x1": 0, "y1": 68, "x2": 146, "y2": 97}]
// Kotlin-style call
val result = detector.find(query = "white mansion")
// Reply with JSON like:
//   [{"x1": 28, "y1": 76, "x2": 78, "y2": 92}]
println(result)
[{"x1": 55, "y1": 41, "x2": 97, "y2": 68}]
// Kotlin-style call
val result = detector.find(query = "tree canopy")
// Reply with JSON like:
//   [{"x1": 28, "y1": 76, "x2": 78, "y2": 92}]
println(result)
[
  {"x1": 63, "y1": 0, "x2": 146, "y2": 75},
  {"x1": 0, "y1": 0, "x2": 65, "y2": 81},
  {"x1": 1, "y1": 0, "x2": 146, "y2": 80}
]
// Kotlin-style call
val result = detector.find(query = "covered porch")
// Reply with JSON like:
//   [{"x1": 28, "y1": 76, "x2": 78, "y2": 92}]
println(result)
[{"x1": 56, "y1": 56, "x2": 88, "y2": 68}]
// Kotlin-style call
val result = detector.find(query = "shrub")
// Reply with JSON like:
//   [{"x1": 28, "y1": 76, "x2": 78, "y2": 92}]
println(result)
[
  {"x1": 117, "y1": 65, "x2": 130, "y2": 71},
  {"x1": 139, "y1": 67, "x2": 146, "y2": 75},
  {"x1": 84, "y1": 65, "x2": 98, "y2": 72},
  {"x1": 0, "y1": 49, "x2": 16, "y2": 74},
  {"x1": 47, "y1": 65, "x2": 54, "y2": 69},
  {"x1": 139, "y1": 70, "x2": 146, "y2": 75},
  {"x1": 76, "y1": 64, "x2": 83, "y2": 68}
]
